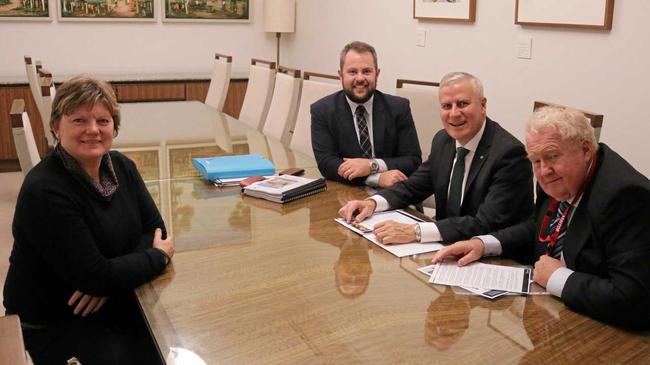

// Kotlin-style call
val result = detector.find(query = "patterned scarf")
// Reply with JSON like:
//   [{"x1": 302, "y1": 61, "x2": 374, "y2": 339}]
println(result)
[{"x1": 54, "y1": 144, "x2": 119, "y2": 201}]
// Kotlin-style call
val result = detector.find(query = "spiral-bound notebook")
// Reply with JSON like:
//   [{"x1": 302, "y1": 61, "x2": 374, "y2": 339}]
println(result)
[{"x1": 242, "y1": 175, "x2": 326, "y2": 203}]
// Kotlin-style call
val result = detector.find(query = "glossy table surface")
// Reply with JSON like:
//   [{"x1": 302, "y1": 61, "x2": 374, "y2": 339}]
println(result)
[{"x1": 122, "y1": 102, "x2": 649, "y2": 364}]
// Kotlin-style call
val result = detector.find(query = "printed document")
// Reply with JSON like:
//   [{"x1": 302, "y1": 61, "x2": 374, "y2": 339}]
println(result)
[
  {"x1": 335, "y1": 210, "x2": 443, "y2": 257},
  {"x1": 428, "y1": 260, "x2": 533, "y2": 293}
]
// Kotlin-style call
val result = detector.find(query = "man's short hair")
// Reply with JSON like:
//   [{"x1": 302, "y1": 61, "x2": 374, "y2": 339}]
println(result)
[
  {"x1": 439, "y1": 72, "x2": 484, "y2": 98},
  {"x1": 526, "y1": 106, "x2": 598, "y2": 152},
  {"x1": 339, "y1": 41, "x2": 378, "y2": 70},
  {"x1": 50, "y1": 74, "x2": 120, "y2": 142}
]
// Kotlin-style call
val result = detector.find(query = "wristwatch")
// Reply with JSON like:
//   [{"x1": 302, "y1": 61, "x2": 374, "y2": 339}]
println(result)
[
  {"x1": 414, "y1": 223, "x2": 422, "y2": 243},
  {"x1": 369, "y1": 159, "x2": 379, "y2": 174}
]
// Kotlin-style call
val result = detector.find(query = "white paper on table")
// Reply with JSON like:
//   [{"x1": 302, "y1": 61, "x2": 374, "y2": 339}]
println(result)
[
  {"x1": 428, "y1": 260, "x2": 533, "y2": 294},
  {"x1": 335, "y1": 210, "x2": 443, "y2": 258}
]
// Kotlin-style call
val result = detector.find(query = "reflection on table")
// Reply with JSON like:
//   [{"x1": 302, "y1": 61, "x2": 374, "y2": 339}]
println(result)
[
  {"x1": 134, "y1": 167, "x2": 650, "y2": 364},
  {"x1": 113, "y1": 101, "x2": 316, "y2": 181}
]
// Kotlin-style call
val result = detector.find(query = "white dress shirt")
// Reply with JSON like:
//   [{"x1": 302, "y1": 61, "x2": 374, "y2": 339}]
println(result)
[{"x1": 370, "y1": 119, "x2": 487, "y2": 242}]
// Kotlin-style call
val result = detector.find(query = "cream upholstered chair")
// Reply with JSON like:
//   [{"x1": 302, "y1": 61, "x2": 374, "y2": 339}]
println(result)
[
  {"x1": 10, "y1": 99, "x2": 41, "y2": 175},
  {"x1": 395, "y1": 79, "x2": 442, "y2": 160},
  {"x1": 289, "y1": 71, "x2": 340, "y2": 158},
  {"x1": 204, "y1": 53, "x2": 232, "y2": 111},
  {"x1": 533, "y1": 101, "x2": 604, "y2": 142},
  {"x1": 395, "y1": 79, "x2": 442, "y2": 215},
  {"x1": 39, "y1": 76, "x2": 56, "y2": 147},
  {"x1": 24, "y1": 56, "x2": 42, "y2": 109},
  {"x1": 238, "y1": 59, "x2": 276, "y2": 131},
  {"x1": 262, "y1": 66, "x2": 302, "y2": 145}
]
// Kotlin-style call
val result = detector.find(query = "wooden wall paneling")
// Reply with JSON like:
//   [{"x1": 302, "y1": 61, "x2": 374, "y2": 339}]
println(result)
[
  {"x1": 115, "y1": 83, "x2": 186, "y2": 102},
  {"x1": 0, "y1": 85, "x2": 48, "y2": 160},
  {"x1": 185, "y1": 81, "x2": 210, "y2": 102}
]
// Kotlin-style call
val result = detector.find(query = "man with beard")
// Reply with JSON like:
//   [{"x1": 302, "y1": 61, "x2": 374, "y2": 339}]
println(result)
[
  {"x1": 311, "y1": 41, "x2": 422, "y2": 188},
  {"x1": 339, "y1": 72, "x2": 533, "y2": 245}
]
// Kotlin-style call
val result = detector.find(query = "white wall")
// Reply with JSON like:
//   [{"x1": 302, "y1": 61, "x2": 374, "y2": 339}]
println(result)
[
  {"x1": 3, "y1": 0, "x2": 650, "y2": 176},
  {"x1": 0, "y1": 2, "x2": 276, "y2": 77},
  {"x1": 284, "y1": 0, "x2": 650, "y2": 177}
]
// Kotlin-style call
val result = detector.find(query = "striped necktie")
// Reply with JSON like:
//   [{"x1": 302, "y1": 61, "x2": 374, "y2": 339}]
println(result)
[
  {"x1": 355, "y1": 105, "x2": 372, "y2": 158},
  {"x1": 549, "y1": 201, "x2": 571, "y2": 259}
]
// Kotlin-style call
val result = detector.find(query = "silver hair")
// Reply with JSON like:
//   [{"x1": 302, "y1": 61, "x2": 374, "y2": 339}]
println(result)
[
  {"x1": 439, "y1": 72, "x2": 484, "y2": 98},
  {"x1": 526, "y1": 106, "x2": 598, "y2": 152}
]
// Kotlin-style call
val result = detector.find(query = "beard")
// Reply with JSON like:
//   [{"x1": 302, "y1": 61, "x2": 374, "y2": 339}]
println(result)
[{"x1": 343, "y1": 82, "x2": 375, "y2": 104}]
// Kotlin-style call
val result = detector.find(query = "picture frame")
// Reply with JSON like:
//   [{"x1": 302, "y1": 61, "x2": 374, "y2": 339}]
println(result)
[
  {"x1": 162, "y1": 0, "x2": 250, "y2": 23},
  {"x1": 0, "y1": 0, "x2": 52, "y2": 21},
  {"x1": 515, "y1": 0, "x2": 615, "y2": 30},
  {"x1": 413, "y1": 0, "x2": 476, "y2": 23},
  {"x1": 58, "y1": 0, "x2": 157, "y2": 22}
]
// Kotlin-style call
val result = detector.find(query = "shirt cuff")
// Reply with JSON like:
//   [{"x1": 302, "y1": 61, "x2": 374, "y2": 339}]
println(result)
[
  {"x1": 365, "y1": 173, "x2": 381, "y2": 187},
  {"x1": 546, "y1": 267, "x2": 573, "y2": 297},
  {"x1": 369, "y1": 195, "x2": 390, "y2": 212},
  {"x1": 375, "y1": 158, "x2": 388, "y2": 172},
  {"x1": 420, "y1": 222, "x2": 442, "y2": 243},
  {"x1": 475, "y1": 235, "x2": 503, "y2": 256}
]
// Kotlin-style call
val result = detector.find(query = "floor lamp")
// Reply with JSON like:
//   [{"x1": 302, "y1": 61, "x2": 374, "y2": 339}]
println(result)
[{"x1": 264, "y1": 0, "x2": 296, "y2": 67}]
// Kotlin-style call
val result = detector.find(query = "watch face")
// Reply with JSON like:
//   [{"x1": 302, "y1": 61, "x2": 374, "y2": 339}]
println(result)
[{"x1": 370, "y1": 160, "x2": 379, "y2": 173}]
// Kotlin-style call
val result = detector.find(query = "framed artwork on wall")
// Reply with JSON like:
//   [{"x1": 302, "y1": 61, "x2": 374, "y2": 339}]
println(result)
[
  {"x1": 0, "y1": 0, "x2": 51, "y2": 21},
  {"x1": 413, "y1": 0, "x2": 476, "y2": 23},
  {"x1": 162, "y1": 0, "x2": 250, "y2": 23},
  {"x1": 58, "y1": 0, "x2": 156, "y2": 22},
  {"x1": 515, "y1": 0, "x2": 615, "y2": 30}
]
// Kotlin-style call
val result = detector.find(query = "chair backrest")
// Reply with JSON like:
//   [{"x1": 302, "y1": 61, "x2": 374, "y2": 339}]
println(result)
[
  {"x1": 395, "y1": 79, "x2": 441, "y2": 160},
  {"x1": 533, "y1": 101, "x2": 604, "y2": 142},
  {"x1": 205, "y1": 53, "x2": 232, "y2": 111},
  {"x1": 262, "y1": 66, "x2": 302, "y2": 145},
  {"x1": 24, "y1": 56, "x2": 42, "y2": 109},
  {"x1": 39, "y1": 77, "x2": 56, "y2": 147},
  {"x1": 290, "y1": 71, "x2": 340, "y2": 157},
  {"x1": 10, "y1": 99, "x2": 41, "y2": 175},
  {"x1": 238, "y1": 59, "x2": 276, "y2": 131}
]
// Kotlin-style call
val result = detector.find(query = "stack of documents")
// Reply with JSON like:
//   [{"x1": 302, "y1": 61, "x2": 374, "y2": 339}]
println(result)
[
  {"x1": 417, "y1": 261, "x2": 544, "y2": 299},
  {"x1": 242, "y1": 175, "x2": 326, "y2": 203},
  {"x1": 192, "y1": 154, "x2": 275, "y2": 181},
  {"x1": 336, "y1": 210, "x2": 444, "y2": 257}
]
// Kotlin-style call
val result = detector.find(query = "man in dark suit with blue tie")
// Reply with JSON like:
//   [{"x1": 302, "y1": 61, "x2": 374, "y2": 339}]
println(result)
[
  {"x1": 340, "y1": 72, "x2": 534, "y2": 245},
  {"x1": 433, "y1": 106, "x2": 650, "y2": 328},
  {"x1": 311, "y1": 41, "x2": 422, "y2": 188}
]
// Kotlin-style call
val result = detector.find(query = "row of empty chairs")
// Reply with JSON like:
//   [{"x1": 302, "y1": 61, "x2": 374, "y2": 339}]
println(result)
[
  {"x1": 207, "y1": 55, "x2": 342, "y2": 157},
  {"x1": 24, "y1": 56, "x2": 56, "y2": 149}
]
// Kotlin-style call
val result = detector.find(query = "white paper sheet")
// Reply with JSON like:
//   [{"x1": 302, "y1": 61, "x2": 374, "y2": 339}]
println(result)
[
  {"x1": 428, "y1": 261, "x2": 532, "y2": 293},
  {"x1": 335, "y1": 210, "x2": 443, "y2": 257}
]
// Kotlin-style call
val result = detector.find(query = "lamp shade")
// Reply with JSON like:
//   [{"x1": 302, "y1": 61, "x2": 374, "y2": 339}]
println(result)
[{"x1": 264, "y1": 0, "x2": 296, "y2": 33}]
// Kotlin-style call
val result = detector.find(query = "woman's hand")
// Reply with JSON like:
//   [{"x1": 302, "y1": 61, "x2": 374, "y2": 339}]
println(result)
[
  {"x1": 153, "y1": 228, "x2": 175, "y2": 261},
  {"x1": 68, "y1": 290, "x2": 107, "y2": 317}
]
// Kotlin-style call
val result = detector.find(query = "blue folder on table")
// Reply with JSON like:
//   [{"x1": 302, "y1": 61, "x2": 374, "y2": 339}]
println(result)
[{"x1": 192, "y1": 154, "x2": 276, "y2": 181}]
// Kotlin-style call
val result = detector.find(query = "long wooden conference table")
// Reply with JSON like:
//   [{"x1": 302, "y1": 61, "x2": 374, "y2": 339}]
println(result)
[{"x1": 115, "y1": 101, "x2": 649, "y2": 364}]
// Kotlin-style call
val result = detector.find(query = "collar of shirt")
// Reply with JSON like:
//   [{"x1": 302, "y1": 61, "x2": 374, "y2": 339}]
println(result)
[{"x1": 345, "y1": 94, "x2": 374, "y2": 120}]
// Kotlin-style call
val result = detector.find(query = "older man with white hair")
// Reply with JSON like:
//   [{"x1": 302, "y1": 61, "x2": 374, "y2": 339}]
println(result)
[{"x1": 433, "y1": 106, "x2": 650, "y2": 328}]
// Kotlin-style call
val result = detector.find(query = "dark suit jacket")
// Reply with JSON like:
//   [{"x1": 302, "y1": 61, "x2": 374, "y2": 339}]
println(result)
[
  {"x1": 495, "y1": 144, "x2": 650, "y2": 328},
  {"x1": 377, "y1": 117, "x2": 534, "y2": 243},
  {"x1": 311, "y1": 90, "x2": 422, "y2": 185}
]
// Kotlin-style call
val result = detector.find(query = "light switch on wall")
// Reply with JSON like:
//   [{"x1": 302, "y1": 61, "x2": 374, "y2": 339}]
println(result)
[
  {"x1": 517, "y1": 36, "x2": 532, "y2": 59},
  {"x1": 416, "y1": 29, "x2": 427, "y2": 47}
]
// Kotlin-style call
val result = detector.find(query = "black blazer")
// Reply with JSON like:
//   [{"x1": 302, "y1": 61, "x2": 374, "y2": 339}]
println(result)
[
  {"x1": 495, "y1": 144, "x2": 650, "y2": 328},
  {"x1": 311, "y1": 90, "x2": 422, "y2": 185},
  {"x1": 377, "y1": 117, "x2": 534, "y2": 243}
]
